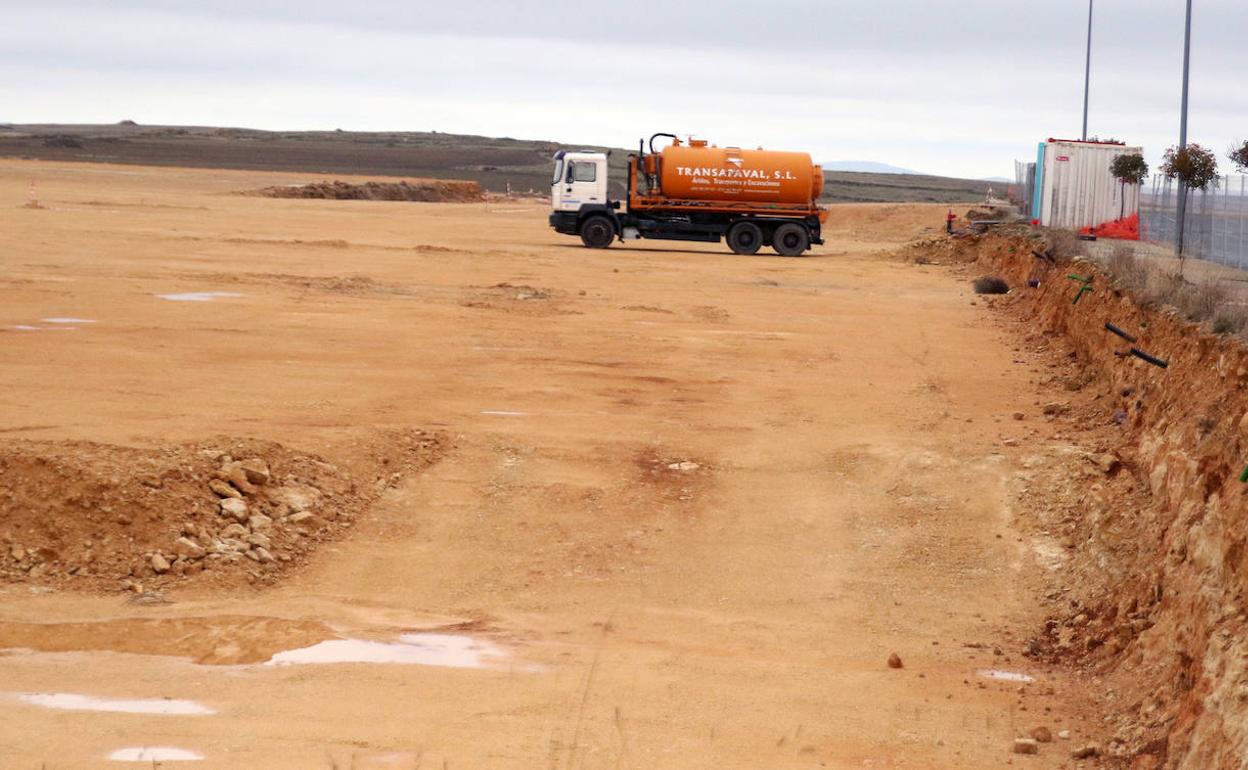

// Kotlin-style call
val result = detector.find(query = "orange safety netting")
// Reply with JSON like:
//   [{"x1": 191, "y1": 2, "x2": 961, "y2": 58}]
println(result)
[{"x1": 1081, "y1": 213, "x2": 1139, "y2": 241}]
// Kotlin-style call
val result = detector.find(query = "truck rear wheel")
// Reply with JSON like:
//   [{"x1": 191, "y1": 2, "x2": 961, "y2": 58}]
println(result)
[
  {"x1": 772, "y1": 223, "x2": 809, "y2": 257},
  {"x1": 580, "y1": 215, "x2": 615, "y2": 249},
  {"x1": 726, "y1": 221, "x2": 763, "y2": 255}
]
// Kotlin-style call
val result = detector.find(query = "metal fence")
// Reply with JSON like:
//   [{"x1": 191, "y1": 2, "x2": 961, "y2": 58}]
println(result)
[
  {"x1": 1014, "y1": 160, "x2": 1036, "y2": 218},
  {"x1": 1140, "y1": 174, "x2": 1248, "y2": 269}
]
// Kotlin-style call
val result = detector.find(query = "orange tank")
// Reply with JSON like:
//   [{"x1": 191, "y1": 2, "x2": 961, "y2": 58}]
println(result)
[{"x1": 657, "y1": 140, "x2": 823, "y2": 206}]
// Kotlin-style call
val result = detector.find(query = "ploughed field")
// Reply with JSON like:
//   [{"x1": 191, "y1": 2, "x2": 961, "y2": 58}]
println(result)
[{"x1": 0, "y1": 160, "x2": 1097, "y2": 768}]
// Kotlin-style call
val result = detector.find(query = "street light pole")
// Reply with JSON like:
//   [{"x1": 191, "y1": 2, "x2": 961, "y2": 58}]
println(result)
[
  {"x1": 1082, "y1": 0, "x2": 1093, "y2": 140},
  {"x1": 1176, "y1": 0, "x2": 1193, "y2": 258}
]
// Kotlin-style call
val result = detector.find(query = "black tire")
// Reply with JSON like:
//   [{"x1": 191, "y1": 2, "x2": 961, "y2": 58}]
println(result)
[
  {"x1": 772, "y1": 223, "x2": 810, "y2": 257},
  {"x1": 580, "y1": 215, "x2": 615, "y2": 248},
  {"x1": 726, "y1": 221, "x2": 763, "y2": 255}
]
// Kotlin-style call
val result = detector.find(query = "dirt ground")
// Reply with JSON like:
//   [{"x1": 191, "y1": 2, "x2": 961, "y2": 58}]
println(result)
[{"x1": 1, "y1": 160, "x2": 1096, "y2": 768}]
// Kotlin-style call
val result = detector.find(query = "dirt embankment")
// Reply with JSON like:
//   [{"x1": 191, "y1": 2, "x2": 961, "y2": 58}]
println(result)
[
  {"x1": 0, "y1": 431, "x2": 443, "y2": 592},
  {"x1": 913, "y1": 230, "x2": 1248, "y2": 770},
  {"x1": 249, "y1": 179, "x2": 484, "y2": 202}
]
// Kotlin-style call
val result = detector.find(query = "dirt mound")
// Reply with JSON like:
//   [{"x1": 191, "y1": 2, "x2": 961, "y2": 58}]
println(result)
[
  {"x1": 915, "y1": 229, "x2": 1248, "y2": 769},
  {"x1": 249, "y1": 179, "x2": 484, "y2": 203},
  {"x1": 0, "y1": 615, "x2": 332, "y2": 665},
  {"x1": 0, "y1": 431, "x2": 443, "y2": 592}
]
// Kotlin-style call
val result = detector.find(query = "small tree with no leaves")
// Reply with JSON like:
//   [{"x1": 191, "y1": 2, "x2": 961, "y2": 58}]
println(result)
[
  {"x1": 1162, "y1": 143, "x2": 1220, "y2": 270},
  {"x1": 1109, "y1": 153, "x2": 1149, "y2": 220},
  {"x1": 1230, "y1": 140, "x2": 1248, "y2": 173}
]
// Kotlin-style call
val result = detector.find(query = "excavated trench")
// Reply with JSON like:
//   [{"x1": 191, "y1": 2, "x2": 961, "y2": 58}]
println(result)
[{"x1": 914, "y1": 229, "x2": 1248, "y2": 770}]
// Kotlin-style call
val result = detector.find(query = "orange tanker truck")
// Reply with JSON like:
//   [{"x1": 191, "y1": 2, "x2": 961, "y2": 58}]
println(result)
[{"x1": 549, "y1": 133, "x2": 828, "y2": 256}]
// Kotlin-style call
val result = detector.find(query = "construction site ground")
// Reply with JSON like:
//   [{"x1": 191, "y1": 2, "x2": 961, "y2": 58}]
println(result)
[{"x1": 0, "y1": 160, "x2": 1102, "y2": 769}]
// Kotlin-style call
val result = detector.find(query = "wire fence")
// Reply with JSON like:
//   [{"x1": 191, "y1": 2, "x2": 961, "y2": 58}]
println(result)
[
  {"x1": 1014, "y1": 160, "x2": 1036, "y2": 218},
  {"x1": 1140, "y1": 174, "x2": 1248, "y2": 269}
]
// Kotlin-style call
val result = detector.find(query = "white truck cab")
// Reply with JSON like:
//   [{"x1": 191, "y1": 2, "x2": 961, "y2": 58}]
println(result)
[{"x1": 551, "y1": 151, "x2": 609, "y2": 212}]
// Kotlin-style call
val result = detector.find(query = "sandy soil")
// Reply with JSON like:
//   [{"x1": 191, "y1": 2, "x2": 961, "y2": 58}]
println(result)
[{"x1": 0, "y1": 160, "x2": 1092, "y2": 768}]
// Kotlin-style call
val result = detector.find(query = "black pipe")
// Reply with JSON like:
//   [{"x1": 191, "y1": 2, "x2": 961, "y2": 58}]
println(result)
[
  {"x1": 1105, "y1": 323, "x2": 1137, "y2": 344},
  {"x1": 1130, "y1": 348, "x2": 1169, "y2": 368},
  {"x1": 649, "y1": 133, "x2": 678, "y2": 155}
]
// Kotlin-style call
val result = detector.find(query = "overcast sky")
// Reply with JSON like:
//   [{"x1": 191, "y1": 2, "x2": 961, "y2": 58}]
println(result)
[{"x1": 3, "y1": 0, "x2": 1246, "y2": 178}]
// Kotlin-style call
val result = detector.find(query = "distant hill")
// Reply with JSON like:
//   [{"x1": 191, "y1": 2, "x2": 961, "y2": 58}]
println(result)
[
  {"x1": 822, "y1": 160, "x2": 923, "y2": 175},
  {"x1": 0, "y1": 124, "x2": 995, "y2": 204}
]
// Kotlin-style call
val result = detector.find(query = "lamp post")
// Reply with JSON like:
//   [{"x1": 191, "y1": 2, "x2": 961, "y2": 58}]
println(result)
[
  {"x1": 1175, "y1": 0, "x2": 1193, "y2": 258},
  {"x1": 1082, "y1": 0, "x2": 1093, "y2": 140}
]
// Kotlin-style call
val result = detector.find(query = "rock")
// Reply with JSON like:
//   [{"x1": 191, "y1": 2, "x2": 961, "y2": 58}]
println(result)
[
  {"x1": 1091, "y1": 453, "x2": 1120, "y2": 474},
  {"x1": 667, "y1": 461, "x2": 700, "y2": 472},
  {"x1": 219, "y1": 497, "x2": 249, "y2": 522},
  {"x1": 208, "y1": 478, "x2": 242, "y2": 499},
  {"x1": 1013, "y1": 738, "x2": 1039, "y2": 755},
  {"x1": 1030, "y1": 726, "x2": 1053, "y2": 743},
  {"x1": 220, "y1": 523, "x2": 248, "y2": 539},
  {"x1": 1072, "y1": 744, "x2": 1100, "y2": 759},
  {"x1": 248, "y1": 514, "x2": 273, "y2": 532},
  {"x1": 1058, "y1": 730, "x2": 1071, "y2": 740},
  {"x1": 246, "y1": 532, "x2": 271, "y2": 550},
  {"x1": 216, "y1": 463, "x2": 258, "y2": 495},
  {"x1": 9, "y1": 544, "x2": 25, "y2": 561},
  {"x1": 287, "y1": 511, "x2": 314, "y2": 524},
  {"x1": 239, "y1": 458, "x2": 271, "y2": 486},
  {"x1": 1012, "y1": 412, "x2": 1025, "y2": 421},
  {"x1": 253, "y1": 547, "x2": 275, "y2": 564},
  {"x1": 150, "y1": 553, "x2": 171, "y2": 574},
  {"x1": 1131, "y1": 753, "x2": 1160, "y2": 770},
  {"x1": 887, "y1": 652, "x2": 903, "y2": 669},
  {"x1": 270, "y1": 485, "x2": 320, "y2": 513},
  {"x1": 1042, "y1": 402, "x2": 1069, "y2": 417},
  {"x1": 173, "y1": 537, "x2": 206, "y2": 560}
]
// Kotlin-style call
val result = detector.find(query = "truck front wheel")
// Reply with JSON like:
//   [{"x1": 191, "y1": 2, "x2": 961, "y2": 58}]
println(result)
[
  {"x1": 772, "y1": 223, "x2": 810, "y2": 257},
  {"x1": 726, "y1": 221, "x2": 763, "y2": 255},
  {"x1": 580, "y1": 215, "x2": 615, "y2": 248}
]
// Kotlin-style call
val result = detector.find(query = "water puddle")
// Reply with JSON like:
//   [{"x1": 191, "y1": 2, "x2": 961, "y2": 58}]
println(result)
[
  {"x1": 156, "y1": 292, "x2": 243, "y2": 302},
  {"x1": 266, "y1": 633, "x2": 507, "y2": 669},
  {"x1": 109, "y1": 747, "x2": 203, "y2": 762},
  {"x1": 40, "y1": 317, "x2": 96, "y2": 324},
  {"x1": 13, "y1": 692, "x2": 214, "y2": 715},
  {"x1": 978, "y1": 669, "x2": 1036, "y2": 683},
  {"x1": 480, "y1": 410, "x2": 528, "y2": 417}
]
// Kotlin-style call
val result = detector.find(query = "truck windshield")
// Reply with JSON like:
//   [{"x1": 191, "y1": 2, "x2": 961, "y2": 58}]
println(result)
[{"x1": 552, "y1": 159, "x2": 564, "y2": 185}]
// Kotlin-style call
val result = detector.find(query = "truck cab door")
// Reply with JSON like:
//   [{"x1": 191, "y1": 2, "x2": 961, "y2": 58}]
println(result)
[{"x1": 553, "y1": 157, "x2": 607, "y2": 212}]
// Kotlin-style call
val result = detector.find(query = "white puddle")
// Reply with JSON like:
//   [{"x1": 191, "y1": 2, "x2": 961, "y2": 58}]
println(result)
[
  {"x1": 481, "y1": 410, "x2": 528, "y2": 417},
  {"x1": 156, "y1": 292, "x2": 243, "y2": 302},
  {"x1": 40, "y1": 317, "x2": 95, "y2": 324},
  {"x1": 13, "y1": 692, "x2": 214, "y2": 715},
  {"x1": 978, "y1": 669, "x2": 1036, "y2": 683},
  {"x1": 266, "y1": 633, "x2": 508, "y2": 669},
  {"x1": 109, "y1": 747, "x2": 203, "y2": 762}
]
